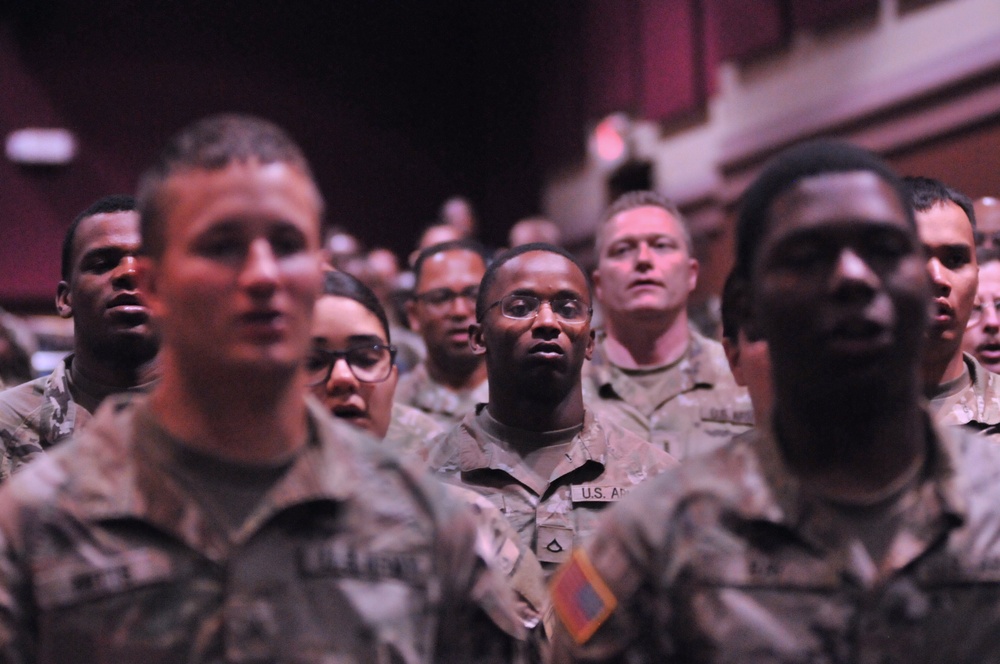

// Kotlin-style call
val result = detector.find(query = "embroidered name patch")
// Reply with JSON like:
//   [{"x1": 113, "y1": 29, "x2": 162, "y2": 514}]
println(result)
[
  {"x1": 297, "y1": 540, "x2": 430, "y2": 583},
  {"x1": 551, "y1": 549, "x2": 617, "y2": 644},
  {"x1": 570, "y1": 484, "x2": 631, "y2": 502},
  {"x1": 33, "y1": 548, "x2": 174, "y2": 609}
]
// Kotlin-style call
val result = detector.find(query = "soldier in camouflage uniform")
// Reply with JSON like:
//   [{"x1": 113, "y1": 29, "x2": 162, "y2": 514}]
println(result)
[
  {"x1": 427, "y1": 244, "x2": 676, "y2": 578},
  {"x1": 0, "y1": 114, "x2": 526, "y2": 663},
  {"x1": 904, "y1": 176, "x2": 1000, "y2": 432},
  {"x1": 307, "y1": 269, "x2": 547, "y2": 633},
  {"x1": 552, "y1": 140, "x2": 1000, "y2": 663},
  {"x1": 583, "y1": 191, "x2": 752, "y2": 459},
  {"x1": 396, "y1": 241, "x2": 491, "y2": 427},
  {"x1": 0, "y1": 195, "x2": 159, "y2": 482}
]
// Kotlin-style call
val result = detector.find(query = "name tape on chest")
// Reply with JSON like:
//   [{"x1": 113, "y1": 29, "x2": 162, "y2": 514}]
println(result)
[
  {"x1": 34, "y1": 548, "x2": 174, "y2": 609},
  {"x1": 570, "y1": 484, "x2": 631, "y2": 503},
  {"x1": 297, "y1": 540, "x2": 431, "y2": 584}
]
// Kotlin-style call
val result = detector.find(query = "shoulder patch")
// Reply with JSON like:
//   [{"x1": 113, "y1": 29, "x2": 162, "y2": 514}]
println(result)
[{"x1": 550, "y1": 549, "x2": 617, "y2": 644}]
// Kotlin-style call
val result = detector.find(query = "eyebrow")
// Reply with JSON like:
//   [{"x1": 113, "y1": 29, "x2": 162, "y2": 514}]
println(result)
[
  {"x1": 311, "y1": 333, "x2": 386, "y2": 348},
  {"x1": 508, "y1": 287, "x2": 587, "y2": 301}
]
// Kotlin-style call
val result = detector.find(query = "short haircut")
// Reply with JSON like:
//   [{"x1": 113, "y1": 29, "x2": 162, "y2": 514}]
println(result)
[
  {"x1": 136, "y1": 114, "x2": 322, "y2": 258},
  {"x1": 411, "y1": 240, "x2": 489, "y2": 289},
  {"x1": 902, "y1": 175, "x2": 976, "y2": 229},
  {"x1": 320, "y1": 270, "x2": 391, "y2": 343},
  {"x1": 61, "y1": 194, "x2": 137, "y2": 280},
  {"x1": 735, "y1": 139, "x2": 911, "y2": 281},
  {"x1": 476, "y1": 242, "x2": 592, "y2": 321},
  {"x1": 596, "y1": 190, "x2": 692, "y2": 254}
]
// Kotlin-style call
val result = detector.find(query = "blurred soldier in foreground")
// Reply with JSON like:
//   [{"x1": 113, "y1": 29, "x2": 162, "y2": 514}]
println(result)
[
  {"x1": 397, "y1": 241, "x2": 490, "y2": 426},
  {"x1": 553, "y1": 140, "x2": 1000, "y2": 662},
  {"x1": 0, "y1": 195, "x2": 159, "y2": 482},
  {"x1": 905, "y1": 176, "x2": 1000, "y2": 431},
  {"x1": 963, "y1": 248, "x2": 1000, "y2": 373},
  {"x1": 584, "y1": 191, "x2": 752, "y2": 459},
  {"x1": 427, "y1": 243, "x2": 675, "y2": 578},
  {"x1": 0, "y1": 114, "x2": 525, "y2": 662}
]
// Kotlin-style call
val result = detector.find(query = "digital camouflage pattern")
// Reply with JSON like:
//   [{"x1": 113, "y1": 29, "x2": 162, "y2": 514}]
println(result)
[
  {"x1": 0, "y1": 394, "x2": 528, "y2": 663},
  {"x1": 394, "y1": 363, "x2": 489, "y2": 428},
  {"x1": 583, "y1": 327, "x2": 753, "y2": 459},
  {"x1": 427, "y1": 407, "x2": 677, "y2": 578},
  {"x1": 551, "y1": 416, "x2": 1000, "y2": 663},
  {"x1": 929, "y1": 353, "x2": 1000, "y2": 431},
  {"x1": 385, "y1": 401, "x2": 445, "y2": 462},
  {"x1": 0, "y1": 357, "x2": 88, "y2": 484}
]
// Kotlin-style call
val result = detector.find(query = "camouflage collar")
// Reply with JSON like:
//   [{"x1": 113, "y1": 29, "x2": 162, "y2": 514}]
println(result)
[
  {"x1": 449, "y1": 406, "x2": 606, "y2": 496},
  {"x1": 930, "y1": 353, "x2": 1000, "y2": 427},
  {"x1": 589, "y1": 328, "x2": 724, "y2": 410},
  {"x1": 57, "y1": 394, "x2": 364, "y2": 557},
  {"x1": 406, "y1": 363, "x2": 490, "y2": 417},
  {"x1": 37, "y1": 356, "x2": 83, "y2": 447},
  {"x1": 743, "y1": 412, "x2": 966, "y2": 558}
]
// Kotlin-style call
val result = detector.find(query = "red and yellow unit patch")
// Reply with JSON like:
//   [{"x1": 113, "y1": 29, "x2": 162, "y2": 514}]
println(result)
[{"x1": 550, "y1": 549, "x2": 617, "y2": 644}]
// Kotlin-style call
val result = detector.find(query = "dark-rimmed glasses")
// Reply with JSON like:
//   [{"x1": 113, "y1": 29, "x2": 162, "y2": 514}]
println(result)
[
  {"x1": 305, "y1": 344, "x2": 397, "y2": 385},
  {"x1": 481, "y1": 294, "x2": 591, "y2": 324}
]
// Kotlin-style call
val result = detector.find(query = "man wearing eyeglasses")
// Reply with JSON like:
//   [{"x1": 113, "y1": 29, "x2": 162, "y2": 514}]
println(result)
[
  {"x1": 582, "y1": 191, "x2": 752, "y2": 460},
  {"x1": 963, "y1": 249, "x2": 1000, "y2": 374},
  {"x1": 426, "y1": 243, "x2": 676, "y2": 577},
  {"x1": 905, "y1": 176, "x2": 1000, "y2": 432},
  {"x1": 397, "y1": 240, "x2": 490, "y2": 427}
]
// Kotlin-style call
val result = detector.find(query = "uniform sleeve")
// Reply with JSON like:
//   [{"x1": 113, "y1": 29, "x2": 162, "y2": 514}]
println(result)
[
  {"x1": 426, "y1": 479, "x2": 535, "y2": 663},
  {"x1": 550, "y1": 500, "x2": 673, "y2": 663}
]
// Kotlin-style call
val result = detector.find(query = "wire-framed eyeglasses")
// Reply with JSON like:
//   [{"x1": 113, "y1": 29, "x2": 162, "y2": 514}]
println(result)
[
  {"x1": 481, "y1": 294, "x2": 591, "y2": 324},
  {"x1": 305, "y1": 343, "x2": 397, "y2": 385}
]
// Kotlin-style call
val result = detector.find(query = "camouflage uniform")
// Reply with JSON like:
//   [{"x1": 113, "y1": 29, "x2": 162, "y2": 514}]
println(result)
[
  {"x1": 385, "y1": 401, "x2": 445, "y2": 462},
  {"x1": 427, "y1": 406, "x2": 677, "y2": 578},
  {"x1": 0, "y1": 394, "x2": 528, "y2": 663},
  {"x1": 582, "y1": 328, "x2": 753, "y2": 459},
  {"x1": 928, "y1": 352, "x2": 1000, "y2": 430},
  {"x1": 551, "y1": 416, "x2": 1000, "y2": 663},
  {"x1": 0, "y1": 356, "x2": 88, "y2": 483},
  {"x1": 394, "y1": 363, "x2": 489, "y2": 428}
]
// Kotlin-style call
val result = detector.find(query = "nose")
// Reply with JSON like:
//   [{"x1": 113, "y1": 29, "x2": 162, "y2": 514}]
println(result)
[
  {"x1": 325, "y1": 356, "x2": 358, "y2": 393},
  {"x1": 635, "y1": 241, "x2": 653, "y2": 267},
  {"x1": 449, "y1": 293, "x2": 474, "y2": 318},
  {"x1": 830, "y1": 247, "x2": 878, "y2": 301},
  {"x1": 531, "y1": 300, "x2": 560, "y2": 337},
  {"x1": 240, "y1": 239, "x2": 280, "y2": 293},
  {"x1": 110, "y1": 255, "x2": 139, "y2": 288},
  {"x1": 984, "y1": 304, "x2": 1000, "y2": 331},
  {"x1": 926, "y1": 257, "x2": 951, "y2": 295}
]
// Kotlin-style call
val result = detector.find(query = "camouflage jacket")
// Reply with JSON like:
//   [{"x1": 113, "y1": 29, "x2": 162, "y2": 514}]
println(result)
[
  {"x1": 385, "y1": 401, "x2": 446, "y2": 462},
  {"x1": 394, "y1": 363, "x2": 489, "y2": 429},
  {"x1": 929, "y1": 353, "x2": 1000, "y2": 430},
  {"x1": 427, "y1": 406, "x2": 677, "y2": 577},
  {"x1": 0, "y1": 357, "x2": 87, "y2": 484},
  {"x1": 551, "y1": 415, "x2": 1000, "y2": 663},
  {"x1": 582, "y1": 328, "x2": 753, "y2": 460},
  {"x1": 0, "y1": 394, "x2": 528, "y2": 663}
]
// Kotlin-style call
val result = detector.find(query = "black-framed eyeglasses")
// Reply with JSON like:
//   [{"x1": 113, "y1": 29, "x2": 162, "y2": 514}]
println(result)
[
  {"x1": 305, "y1": 343, "x2": 397, "y2": 385},
  {"x1": 412, "y1": 286, "x2": 479, "y2": 311},
  {"x1": 481, "y1": 294, "x2": 591, "y2": 324}
]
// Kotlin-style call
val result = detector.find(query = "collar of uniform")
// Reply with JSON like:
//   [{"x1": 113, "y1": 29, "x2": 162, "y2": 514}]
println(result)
[
  {"x1": 63, "y1": 393, "x2": 362, "y2": 556},
  {"x1": 590, "y1": 327, "x2": 720, "y2": 405},
  {"x1": 960, "y1": 353, "x2": 1000, "y2": 426},
  {"x1": 744, "y1": 412, "x2": 966, "y2": 553},
  {"x1": 447, "y1": 405, "x2": 606, "y2": 496}
]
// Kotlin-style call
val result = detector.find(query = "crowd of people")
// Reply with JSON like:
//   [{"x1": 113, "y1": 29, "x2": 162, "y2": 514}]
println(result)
[{"x1": 0, "y1": 113, "x2": 999, "y2": 662}]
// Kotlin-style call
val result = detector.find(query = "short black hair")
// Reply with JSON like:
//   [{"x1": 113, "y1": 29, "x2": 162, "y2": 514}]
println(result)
[
  {"x1": 596, "y1": 190, "x2": 691, "y2": 254},
  {"x1": 476, "y1": 242, "x2": 592, "y2": 321},
  {"x1": 320, "y1": 270, "x2": 391, "y2": 343},
  {"x1": 61, "y1": 194, "x2": 137, "y2": 280},
  {"x1": 735, "y1": 139, "x2": 911, "y2": 281},
  {"x1": 411, "y1": 239, "x2": 489, "y2": 289},
  {"x1": 136, "y1": 114, "x2": 322, "y2": 258},
  {"x1": 902, "y1": 175, "x2": 976, "y2": 229}
]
